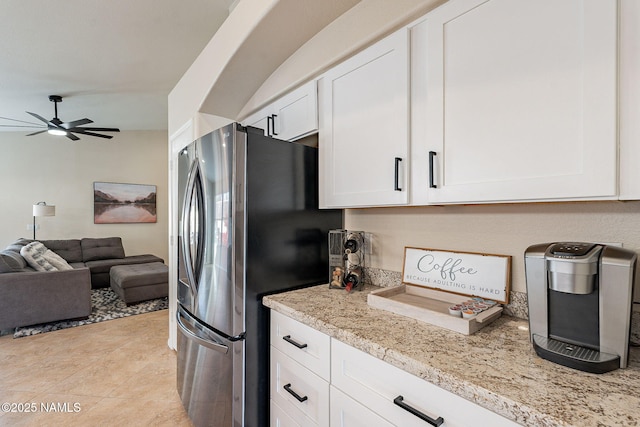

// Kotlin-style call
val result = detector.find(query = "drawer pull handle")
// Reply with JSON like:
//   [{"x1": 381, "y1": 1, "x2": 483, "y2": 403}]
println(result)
[
  {"x1": 284, "y1": 383, "x2": 308, "y2": 403},
  {"x1": 266, "y1": 115, "x2": 273, "y2": 136},
  {"x1": 393, "y1": 395, "x2": 443, "y2": 426},
  {"x1": 394, "y1": 157, "x2": 403, "y2": 191},
  {"x1": 283, "y1": 335, "x2": 308, "y2": 349},
  {"x1": 428, "y1": 151, "x2": 438, "y2": 188}
]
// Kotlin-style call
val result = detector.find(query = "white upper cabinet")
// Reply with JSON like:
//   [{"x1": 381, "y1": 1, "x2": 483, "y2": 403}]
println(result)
[
  {"x1": 319, "y1": 29, "x2": 409, "y2": 208},
  {"x1": 619, "y1": 0, "x2": 640, "y2": 200},
  {"x1": 411, "y1": 0, "x2": 618, "y2": 204},
  {"x1": 242, "y1": 80, "x2": 318, "y2": 142}
]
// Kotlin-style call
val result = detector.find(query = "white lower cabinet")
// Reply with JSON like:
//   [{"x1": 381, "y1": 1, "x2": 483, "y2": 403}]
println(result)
[
  {"x1": 271, "y1": 310, "x2": 331, "y2": 379},
  {"x1": 271, "y1": 347, "x2": 330, "y2": 427},
  {"x1": 270, "y1": 311, "x2": 331, "y2": 427},
  {"x1": 331, "y1": 339, "x2": 519, "y2": 427},
  {"x1": 330, "y1": 386, "x2": 394, "y2": 427},
  {"x1": 269, "y1": 310, "x2": 520, "y2": 426},
  {"x1": 271, "y1": 400, "x2": 301, "y2": 427}
]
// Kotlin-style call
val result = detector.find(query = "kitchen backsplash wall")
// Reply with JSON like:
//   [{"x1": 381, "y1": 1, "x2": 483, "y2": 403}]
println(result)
[
  {"x1": 346, "y1": 201, "x2": 640, "y2": 301},
  {"x1": 352, "y1": 201, "x2": 640, "y2": 345}
]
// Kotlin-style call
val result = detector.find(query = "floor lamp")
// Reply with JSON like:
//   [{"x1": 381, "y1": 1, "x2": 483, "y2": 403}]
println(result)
[{"x1": 32, "y1": 201, "x2": 55, "y2": 240}]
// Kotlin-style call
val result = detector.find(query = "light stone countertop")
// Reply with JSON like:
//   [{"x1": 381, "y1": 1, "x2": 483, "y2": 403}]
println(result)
[{"x1": 263, "y1": 284, "x2": 640, "y2": 427}]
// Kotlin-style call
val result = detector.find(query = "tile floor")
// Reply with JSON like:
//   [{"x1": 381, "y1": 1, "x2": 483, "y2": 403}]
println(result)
[{"x1": 0, "y1": 310, "x2": 193, "y2": 426}]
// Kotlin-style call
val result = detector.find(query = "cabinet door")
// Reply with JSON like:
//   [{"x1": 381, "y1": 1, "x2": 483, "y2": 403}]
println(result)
[
  {"x1": 271, "y1": 310, "x2": 331, "y2": 381},
  {"x1": 274, "y1": 80, "x2": 318, "y2": 141},
  {"x1": 331, "y1": 339, "x2": 520, "y2": 427},
  {"x1": 319, "y1": 29, "x2": 409, "y2": 208},
  {"x1": 330, "y1": 386, "x2": 394, "y2": 427},
  {"x1": 413, "y1": 0, "x2": 618, "y2": 204},
  {"x1": 271, "y1": 347, "x2": 329, "y2": 427},
  {"x1": 243, "y1": 107, "x2": 269, "y2": 136},
  {"x1": 271, "y1": 400, "x2": 301, "y2": 427},
  {"x1": 619, "y1": 0, "x2": 640, "y2": 200}
]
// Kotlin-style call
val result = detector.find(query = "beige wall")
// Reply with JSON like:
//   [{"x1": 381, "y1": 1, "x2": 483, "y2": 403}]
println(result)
[
  {"x1": 345, "y1": 202, "x2": 640, "y2": 297},
  {"x1": 0, "y1": 131, "x2": 168, "y2": 262}
]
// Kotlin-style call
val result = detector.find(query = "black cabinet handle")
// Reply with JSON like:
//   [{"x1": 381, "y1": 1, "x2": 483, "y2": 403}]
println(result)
[
  {"x1": 271, "y1": 114, "x2": 278, "y2": 135},
  {"x1": 394, "y1": 157, "x2": 402, "y2": 191},
  {"x1": 393, "y1": 396, "x2": 443, "y2": 426},
  {"x1": 266, "y1": 115, "x2": 273, "y2": 137},
  {"x1": 283, "y1": 335, "x2": 308, "y2": 349},
  {"x1": 284, "y1": 383, "x2": 308, "y2": 403},
  {"x1": 428, "y1": 151, "x2": 437, "y2": 188}
]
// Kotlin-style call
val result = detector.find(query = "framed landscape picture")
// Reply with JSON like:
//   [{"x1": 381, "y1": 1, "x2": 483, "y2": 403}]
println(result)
[{"x1": 94, "y1": 182, "x2": 157, "y2": 224}]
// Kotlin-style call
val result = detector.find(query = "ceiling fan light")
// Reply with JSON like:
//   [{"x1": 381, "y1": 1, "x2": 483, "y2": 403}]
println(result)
[{"x1": 47, "y1": 128, "x2": 67, "y2": 136}]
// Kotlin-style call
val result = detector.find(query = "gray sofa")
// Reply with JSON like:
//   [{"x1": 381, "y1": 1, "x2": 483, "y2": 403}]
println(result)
[{"x1": 0, "y1": 237, "x2": 163, "y2": 331}]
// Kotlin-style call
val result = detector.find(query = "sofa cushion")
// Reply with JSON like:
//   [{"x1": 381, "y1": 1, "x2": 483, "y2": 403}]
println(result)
[
  {"x1": 0, "y1": 250, "x2": 26, "y2": 273},
  {"x1": 81, "y1": 237, "x2": 125, "y2": 262},
  {"x1": 40, "y1": 239, "x2": 83, "y2": 263},
  {"x1": 6, "y1": 238, "x2": 33, "y2": 254},
  {"x1": 84, "y1": 254, "x2": 164, "y2": 274},
  {"x1": 20, "y1": 242, "x2": 73, "y2": 272}
]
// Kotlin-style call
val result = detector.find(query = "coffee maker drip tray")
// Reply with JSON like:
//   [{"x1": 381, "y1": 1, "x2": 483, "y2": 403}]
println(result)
[{"x1": 532, "y1": 335, "x2": 620, "y2": 374}]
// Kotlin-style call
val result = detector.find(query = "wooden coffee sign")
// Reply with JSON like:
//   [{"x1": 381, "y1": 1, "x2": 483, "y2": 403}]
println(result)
[{"x1": 402, "y1": 247, "x2": 511, "y2": 304}]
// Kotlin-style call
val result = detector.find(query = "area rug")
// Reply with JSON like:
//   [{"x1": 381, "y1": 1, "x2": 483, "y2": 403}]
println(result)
[{"x1": 13, "y1": 288, "x2": 168, "y2": 338}]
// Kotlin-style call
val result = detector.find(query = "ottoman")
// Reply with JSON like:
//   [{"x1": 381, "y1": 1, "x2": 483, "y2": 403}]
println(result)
[{"x1": 110, "y1": 262, "x2": 168, "y2": 305}]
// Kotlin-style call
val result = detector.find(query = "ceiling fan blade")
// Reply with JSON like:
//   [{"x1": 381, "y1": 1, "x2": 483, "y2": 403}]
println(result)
[
  {"x1": 72, "y1": 129, "x2": 114, "y2": 139},
  {"x1": 62, "y1": 118, "x2": 93, "y2": 129},
  {"x1": 0, "y1": 116, "x2": 45, "y2": 126},
  {"x1": 26, "y1": 130, "x2": 47, "y2": 136},
  {"x1": 26, "y1": 111, "x2": 51, "y2": 125},
  {"x1": 66, "y1": 132, "x2": 80, "y2": 141},
  {"x1": 0, "y1": 124, "x2": 46, "y2": 128},
  {"x1": 75, "y1": 127, "x2": 120, "y2": 132}
]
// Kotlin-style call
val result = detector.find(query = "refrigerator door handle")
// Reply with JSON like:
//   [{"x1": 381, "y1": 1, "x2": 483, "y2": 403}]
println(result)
[
  {"x1": 181, "y1": 159, "x2": 205, "y2": 295},
  {"x1": 177, "y1": 308, "x2": 229, "y2": 354}
]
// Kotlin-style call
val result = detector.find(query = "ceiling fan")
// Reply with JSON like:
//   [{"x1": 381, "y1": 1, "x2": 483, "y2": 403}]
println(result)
[{"x1": 2, "y1": 95, "x2": 120, "y2": 141}]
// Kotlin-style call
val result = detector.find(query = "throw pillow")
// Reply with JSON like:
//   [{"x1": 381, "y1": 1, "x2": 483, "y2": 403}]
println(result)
[
  {"x1": 42, "y1": 249, "x2": 74, "y2": 271},
  {"x1": 19, "y1": 241, "x2": 73, "y2": 272},
  {"x1": 20, "y1": 242, "x2": 57, "y2": 272}
]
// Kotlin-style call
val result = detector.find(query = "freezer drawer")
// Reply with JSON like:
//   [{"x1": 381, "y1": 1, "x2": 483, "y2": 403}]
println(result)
[{"x1": 177, "y1": 306, "x2": 242, "y2": 427}]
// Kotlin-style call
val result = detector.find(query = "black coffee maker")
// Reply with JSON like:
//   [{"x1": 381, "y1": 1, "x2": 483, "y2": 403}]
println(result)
[{"x1": 524, "y1": 242, "x2": 636, "y2": 373}]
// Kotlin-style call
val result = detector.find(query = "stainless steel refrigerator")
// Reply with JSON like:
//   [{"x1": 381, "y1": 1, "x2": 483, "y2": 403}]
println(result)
[{"x1": 176, "y1": 123, "x2": 342, "y2": 427}]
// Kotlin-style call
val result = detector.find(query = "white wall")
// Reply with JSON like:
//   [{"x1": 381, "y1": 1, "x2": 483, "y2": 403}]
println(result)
[{"x1": 0, "y1": 131, "x2": 169, "y2": 262}]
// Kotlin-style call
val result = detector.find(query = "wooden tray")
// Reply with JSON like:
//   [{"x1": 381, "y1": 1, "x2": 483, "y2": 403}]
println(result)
[{"x1": 367, "y1": 284, "x2": 502, "y2": 335}]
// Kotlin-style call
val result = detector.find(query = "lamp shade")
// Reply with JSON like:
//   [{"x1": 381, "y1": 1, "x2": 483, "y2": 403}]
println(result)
[{"x1": 33, "y1": 203, "x2": 55, "y2": 217}]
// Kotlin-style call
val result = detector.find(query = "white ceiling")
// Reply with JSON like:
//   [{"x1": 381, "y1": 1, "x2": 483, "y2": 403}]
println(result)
[{"x1": 0, "y1": 0, "x2": 235, "y2": 135}]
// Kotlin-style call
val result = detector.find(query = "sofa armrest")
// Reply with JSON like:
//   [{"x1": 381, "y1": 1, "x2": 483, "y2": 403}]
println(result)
[{"x1": 0, "y1": 267, "x2": 92, "y2": 330}]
